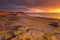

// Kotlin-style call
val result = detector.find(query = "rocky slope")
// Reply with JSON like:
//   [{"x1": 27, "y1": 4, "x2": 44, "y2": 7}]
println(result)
[{"x1": 0, "y1": 12, "x2": 60, "y2": 40}]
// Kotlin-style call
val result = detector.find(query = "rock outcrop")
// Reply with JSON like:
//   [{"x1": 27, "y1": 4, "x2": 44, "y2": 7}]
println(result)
[{"x1": 0, "y1": 11, "x2": 60, "y2": 40}]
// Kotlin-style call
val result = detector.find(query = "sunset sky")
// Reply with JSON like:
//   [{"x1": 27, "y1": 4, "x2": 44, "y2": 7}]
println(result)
[{"x1": 0, "y1": 0, "x2": 60, "y2": 12}]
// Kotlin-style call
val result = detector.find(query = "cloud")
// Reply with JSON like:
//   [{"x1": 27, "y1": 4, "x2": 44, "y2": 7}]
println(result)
[
  {"x1": 28, "y1": 0, "x2": 60, "y2": 7},
  {"x1": 0, "y1": 0, "x2": 60, "y2": 12},
  {"x1": 0, "y1": 0, "x2": 28, "y2": 12}
]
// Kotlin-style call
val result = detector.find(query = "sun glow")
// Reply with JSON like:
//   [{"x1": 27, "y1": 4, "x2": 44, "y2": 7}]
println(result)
[
  {"x1": 25, "y1": 8, "x2": 60, "y2": 13},
  {"x1": 46, "y1": 8, "x2": 60, "y2": 13},
  {"x1": 25, "y1": 8, "x2": 45, "y2": 13}
]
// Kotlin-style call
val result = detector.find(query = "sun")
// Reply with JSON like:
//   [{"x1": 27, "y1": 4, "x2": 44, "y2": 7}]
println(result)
[{"x1": 47, "y1": 8, "x2": 60, "y2": 13}]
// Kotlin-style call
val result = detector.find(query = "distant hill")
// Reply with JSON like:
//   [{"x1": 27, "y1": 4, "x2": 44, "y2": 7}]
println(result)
[{"x1": 25, "y1": 13, "x2": 60, "y2": 19}]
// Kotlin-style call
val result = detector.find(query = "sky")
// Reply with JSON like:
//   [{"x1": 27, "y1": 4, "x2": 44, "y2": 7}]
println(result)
[{"x1": 0, "y1": 0, "x2": 60, "y2": 12}]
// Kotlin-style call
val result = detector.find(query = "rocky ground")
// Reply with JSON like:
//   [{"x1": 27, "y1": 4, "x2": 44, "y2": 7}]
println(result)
[{"x1": 0, "y1": 12, "x2": 60, "y2": 40}]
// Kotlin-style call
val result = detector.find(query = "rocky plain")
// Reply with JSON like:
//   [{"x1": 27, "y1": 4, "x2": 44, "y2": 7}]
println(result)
[{"x1": 0, "y1": 11, "x2": 60, "y2": 40}]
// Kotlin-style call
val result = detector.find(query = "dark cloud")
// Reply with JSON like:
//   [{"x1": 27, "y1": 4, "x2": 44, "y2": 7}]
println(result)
[
  {"x1": 0, "y1": 0, "x2": 28, "y2": 12},
  {"x1": 0, "y1": 0, "x2": 60, "y2": 12}
]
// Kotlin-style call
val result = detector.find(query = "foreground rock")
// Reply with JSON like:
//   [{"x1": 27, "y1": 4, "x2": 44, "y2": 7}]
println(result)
[{"x1": 0, "y1": 11, "x2": 60, "y2": 40}]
